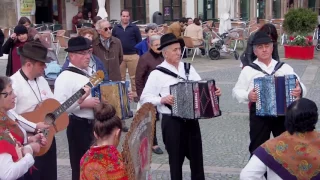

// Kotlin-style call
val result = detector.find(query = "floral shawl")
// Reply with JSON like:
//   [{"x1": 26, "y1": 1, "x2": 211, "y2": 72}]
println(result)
[
  {"x1": 254, "y1": 131, "x2": 320, "y2": 180},
  {"x1": 80, "y1": 145, "x2": 128, "y2": 180}
]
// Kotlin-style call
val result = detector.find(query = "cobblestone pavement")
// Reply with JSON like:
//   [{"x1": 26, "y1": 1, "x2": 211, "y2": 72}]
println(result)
[{"x1": 1, "y1": 46, "x2": 320, "y2": 179}]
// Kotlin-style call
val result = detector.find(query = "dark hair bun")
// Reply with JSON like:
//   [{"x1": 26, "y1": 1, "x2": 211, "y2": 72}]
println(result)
[{"x1": 94, "y1": 102, "x2": 116, "y2": 122}]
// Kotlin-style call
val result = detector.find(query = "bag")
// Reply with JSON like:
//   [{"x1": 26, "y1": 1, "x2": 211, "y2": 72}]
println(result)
[{"x1": 45, "y1": 61, "x2": 61, "y2": 79}]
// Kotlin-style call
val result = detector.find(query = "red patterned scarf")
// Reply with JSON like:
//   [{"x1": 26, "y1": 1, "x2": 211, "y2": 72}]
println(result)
[
  {"x1": 0, "y1": 114, "x2": 24, "y2": 162},
  {"x1": 80, "y1": 145, "x2": 128, "y2": 180}
]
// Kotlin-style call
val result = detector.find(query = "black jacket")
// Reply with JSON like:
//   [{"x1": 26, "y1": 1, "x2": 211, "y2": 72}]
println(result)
[
  {"x1": 0, "y1": 29, "x2": 4, "y2": 57},
  {"x1": 2, "y1": 38, "x2": 14, "y2": 76},
  {"x1": 2, "y1": 37, "x2": 35, "y2": 76},
  {"x1": 240, "y1": 33, "x2": 280, "y2": 67}
]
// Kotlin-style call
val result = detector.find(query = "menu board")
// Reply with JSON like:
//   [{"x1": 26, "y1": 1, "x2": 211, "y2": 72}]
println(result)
[{"x1": 20, "y1": 0, "x2": 36, "y2": 16}]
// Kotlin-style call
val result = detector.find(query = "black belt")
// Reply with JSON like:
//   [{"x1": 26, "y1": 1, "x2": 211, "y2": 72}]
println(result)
[{"x1": 70, "y1": 114, "x2": 94, "y2": 124}]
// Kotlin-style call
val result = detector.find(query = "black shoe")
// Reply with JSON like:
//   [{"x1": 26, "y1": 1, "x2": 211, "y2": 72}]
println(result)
[
  {"x1": 152, "y1": 147, "x2": 164, "y2": 154},
  {"x1": 122, "y1": 126, "x2": 129, "y2": 132}
]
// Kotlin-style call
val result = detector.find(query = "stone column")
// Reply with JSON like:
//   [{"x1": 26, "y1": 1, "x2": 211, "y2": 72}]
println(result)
[
  {"x1": 250, "y1": 0, "x2": 257, "y2": 19},
  {"x1": 281, "y1": 0, "x2": 287, "y2": 18},
  {"x1": 235, "y1": 0, "x2": 240, "y2": 18},
  {"x1": 182, "y1": 0, "x2": 186, "y2": 18},
  {"x1": 265, "y1": 0, "x2": 273, "y2": 19},
  {"x1": 146, "y1": 0, "x2": 150, "y2": 23}
]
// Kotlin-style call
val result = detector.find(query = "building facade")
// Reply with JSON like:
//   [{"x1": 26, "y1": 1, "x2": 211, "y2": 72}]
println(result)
[{"x1": 1, "y1": 0, "x2": 319, "y2": 30}]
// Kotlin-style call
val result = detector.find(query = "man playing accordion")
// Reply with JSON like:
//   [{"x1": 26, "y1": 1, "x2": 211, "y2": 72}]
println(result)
[
  {"x1": 232, "y1": 31, "x2": 307, "y2": 156},
  {"x1": 140, "y1": 33, "x2": 221, "y2": 180}
]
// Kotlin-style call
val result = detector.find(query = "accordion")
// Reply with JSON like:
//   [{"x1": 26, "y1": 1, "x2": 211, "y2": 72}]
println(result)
[
  {"x1": 92, "y1": 81, "x2": 133, "y2": 119},
  {"x1": 169, "y1": 79, "x2": 221, "y2": 120},
  {"x1": 254, "y1": 75, "x2": 296, "y2": 116}
]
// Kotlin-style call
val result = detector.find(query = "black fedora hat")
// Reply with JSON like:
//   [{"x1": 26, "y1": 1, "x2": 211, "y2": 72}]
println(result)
[
  {"x1": 18, "y1": 41, "x2": 49, "y2": 63},
  {"x1": 65, "y1": 36, "x2": 92, "y2": 52},
  {"x1": 158, "y1": 33, "x2": 185, "y2": 50},
  {"x1": 252, "y1": 31, "x2": 273, "y2": 45}
]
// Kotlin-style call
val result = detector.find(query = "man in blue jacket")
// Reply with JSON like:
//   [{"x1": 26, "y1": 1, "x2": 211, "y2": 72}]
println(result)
[{"x1": 112, "y1": 9, "x2": 142, "y2": 102}]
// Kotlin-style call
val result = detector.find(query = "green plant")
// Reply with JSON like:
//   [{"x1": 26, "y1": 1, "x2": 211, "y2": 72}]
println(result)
[
  {"x1": 283, "y1": 8, "x2": 318, "y2": 36},
  {"x1": 288, "y1": 35, "x2": 313, "y2": 46}
]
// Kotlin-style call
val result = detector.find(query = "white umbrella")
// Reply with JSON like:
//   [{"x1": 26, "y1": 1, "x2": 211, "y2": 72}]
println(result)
[
  {"x1": 97, "y1": 0, "x2": 108, "y2": 19},
  {"x1": 218, "y1": 0, "x2": 234, "y2": 34}
]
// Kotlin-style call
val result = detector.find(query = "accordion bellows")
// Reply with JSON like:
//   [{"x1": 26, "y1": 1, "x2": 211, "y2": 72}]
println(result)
[
  {"x1": 170, "y1": 79, "x2": 221, "y2": 119},
  {"x1": 92, "y1": 81, "x2": 133, "y2": 119},
  {"x1": 254, "y1": 75, "x2": 296, "y2": 116}
]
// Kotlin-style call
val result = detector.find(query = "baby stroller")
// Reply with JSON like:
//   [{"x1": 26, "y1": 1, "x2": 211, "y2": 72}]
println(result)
[{"x1": 206, "y1": 24, "x2": 240, "y2": 60}]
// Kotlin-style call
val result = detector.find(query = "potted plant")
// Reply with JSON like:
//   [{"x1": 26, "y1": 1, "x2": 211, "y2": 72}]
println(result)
[{"x1": 283, "y1": 8, "x2": 318, "y2": 60}]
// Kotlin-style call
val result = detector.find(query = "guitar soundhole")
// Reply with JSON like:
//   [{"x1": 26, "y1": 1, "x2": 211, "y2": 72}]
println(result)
[{"x1": 45, "y1": 113, "x2": 55, "y2": 125}]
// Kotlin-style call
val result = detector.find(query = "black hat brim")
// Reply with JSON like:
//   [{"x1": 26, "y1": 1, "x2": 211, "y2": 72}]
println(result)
[
  {"x1": 65, "y1": 45, "x2": 92, "y2": 52},
  {"x1": 18, "y1": 47, "x2": 50, "y2": 63},
  {"x1": 252, "y1": 37, "x2": 273, "y2": 45},
  {"x1": 157, "y1": 38, "x2": 185, "y2": 51}
]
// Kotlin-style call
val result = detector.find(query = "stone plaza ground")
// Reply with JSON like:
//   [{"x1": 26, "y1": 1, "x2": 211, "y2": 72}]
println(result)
[{"x1": 1, "y1": 46, "x2": 320, "y2": 179}]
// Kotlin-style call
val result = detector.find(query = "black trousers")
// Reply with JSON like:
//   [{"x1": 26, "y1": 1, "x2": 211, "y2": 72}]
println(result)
[
  {"x1": 249, "y1": 104, "x2": 286, "y2": 155},
  {"x1": 67, "y1": 115, "x2": 93, "y2": 180},
  {"x1": 161, "y1": 115, "x2": 205, "y2": 180},
  {"x1": 24, "y1": 138, "x2": 57, "y2": 180}
]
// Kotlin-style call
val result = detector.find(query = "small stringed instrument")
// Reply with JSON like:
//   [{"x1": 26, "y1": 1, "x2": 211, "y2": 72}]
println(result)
[{"x1": 21, "y1": 70, "x2": 104, "y2": 156}]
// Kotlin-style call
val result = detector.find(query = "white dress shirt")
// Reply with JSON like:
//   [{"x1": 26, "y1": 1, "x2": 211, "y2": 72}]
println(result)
[
  {"x1": 140, "y1": 60, "x2": 201, "y2": 114},
  {"x1": 54, "y1": 63, "x2": 94, "y2": 119},
  {"x1": 240, "y1": 155, "x2": 282, "y2": 180},
  {"x1": 0, "y1": 116, "x2": 34, "y2": 180},
  {"x1": 0, "y1": 152, "x2": 34, "y2": 180},
  {"x1": 11, "y1": 70, "x2": 54, "y2": 131},
  {"x1": 232, "y1": 59, "x2": 307, "y2": 104}
]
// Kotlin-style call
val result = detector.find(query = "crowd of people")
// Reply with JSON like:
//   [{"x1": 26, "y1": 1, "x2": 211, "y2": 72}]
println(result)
[{"x1": 0, "y1": 8, "x2": 318, "y2": 180}]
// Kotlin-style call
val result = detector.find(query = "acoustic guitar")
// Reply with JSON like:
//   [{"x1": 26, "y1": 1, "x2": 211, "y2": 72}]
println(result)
[{"x1": 21, "y1": 70, "x2": 104, "y2": 156}]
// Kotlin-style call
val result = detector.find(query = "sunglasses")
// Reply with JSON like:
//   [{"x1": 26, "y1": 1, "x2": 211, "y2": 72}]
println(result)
[{"x1": 104, "y1": 27, "x2": 113, "y2": 31}]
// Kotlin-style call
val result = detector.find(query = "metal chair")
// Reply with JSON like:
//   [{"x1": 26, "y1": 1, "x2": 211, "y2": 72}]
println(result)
[{"x1": 182, "y1": 36, "x2": 205, "y2": 61}]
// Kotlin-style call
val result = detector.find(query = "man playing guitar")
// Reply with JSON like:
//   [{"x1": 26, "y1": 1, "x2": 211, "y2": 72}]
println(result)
[
  {"x1": 10, "y1": 41, "x2": 60, "y2": 180},
  {"x1": 54, "y1": 36, "x2": 100, "y2": 180}
]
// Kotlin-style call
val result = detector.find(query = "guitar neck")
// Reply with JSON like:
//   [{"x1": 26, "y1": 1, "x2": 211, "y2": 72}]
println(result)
[{"x1": 52, "y1": 82, "x2": 93, "y2": 118}]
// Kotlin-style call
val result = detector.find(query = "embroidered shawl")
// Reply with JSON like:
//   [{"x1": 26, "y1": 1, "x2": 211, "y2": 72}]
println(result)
[
  {"x1": 0, "y1": 114, "x2": 24, "y2": 162},
  {"x1": 80, "y1": 145, "x2": 128, "y2": 180},
  {"x1": 254, "y1": 131, "x2": 320, "y2": 180}
]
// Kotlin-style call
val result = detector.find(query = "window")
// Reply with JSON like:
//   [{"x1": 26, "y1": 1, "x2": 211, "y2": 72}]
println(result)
[
  {"x1": 272, "y1": 0, "x2": 281, "y2": 19},
  {"x1": 240, "y1": 0, "x2": 250, "y2": 21},
  {"x1": 163, "y1": 0, "x2": 182, "y2": 22},
  {"x1": 124, "y1": 0, "x2": 146, "y2": 23}
]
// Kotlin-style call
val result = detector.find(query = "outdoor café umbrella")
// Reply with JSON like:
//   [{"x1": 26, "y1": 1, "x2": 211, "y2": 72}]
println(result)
[
  {"x1": 97, "y1": 0, "x2": 108, "y2": 19},
  {"x1": 218, "y1": 0, "x2": 234, "y2": 34}
]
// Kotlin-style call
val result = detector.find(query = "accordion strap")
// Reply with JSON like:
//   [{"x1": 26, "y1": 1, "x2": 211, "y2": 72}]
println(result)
[
  {"x1": 248, "y1": 62, "x2": 285, "y2": 75},
  {"x1": 155, "y1": 67, "x2": 186, "y2": 80},
  {"x1": 64, "y1": 67, "x2": 89, "y2": 77}
]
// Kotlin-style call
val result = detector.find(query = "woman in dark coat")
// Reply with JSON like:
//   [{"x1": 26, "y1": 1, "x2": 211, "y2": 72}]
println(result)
[
  {"x1": 240, "y1": 23, "x2": 280, "y2": 67},
  {"x1": 135, "y1": 34, "x2": 164, "y2": 154},
  {"x1": 0, "y1": 29, "x2": 4, "y2": 57},
  {"x1": 2, "y1": 25, "x2": 32, "y2": 76}
]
